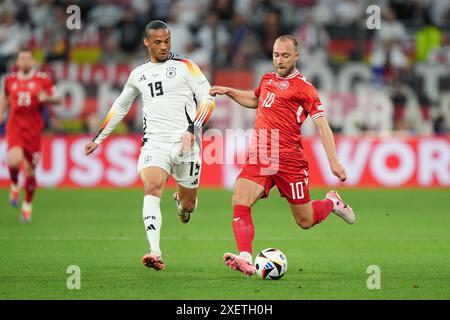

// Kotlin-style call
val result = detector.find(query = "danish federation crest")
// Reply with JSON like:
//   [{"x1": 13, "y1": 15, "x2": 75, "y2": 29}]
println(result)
[
  {"x1": 166, "y1": 66, "x2": 176, "y2": 78},
  {"x1": 278, "y1": 80, "x2": 289, "y2": 90}
]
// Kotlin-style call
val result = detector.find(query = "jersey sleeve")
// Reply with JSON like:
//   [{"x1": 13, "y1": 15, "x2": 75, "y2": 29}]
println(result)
[
  {"x1": 2, "y1": 75, "x2": 10, "y2": 95},
  {"x1": 42, "y1": 75, "x2": 55, "y2": 95},
  {"x1": 254, "y1": 74, "x2": 268, "y2": 98},
  {"x1": 184, "y1": 59, "x2": 215, "y2": 135},
  {"x1": 302, "y1": 85, "x2": 324, "y2": 120},
  {"x1": 36, "y1": 72, "x2": 55, "y2": 95},
  {"x1": 93, "y1": 72, "x2": 139, "y2": 145}
]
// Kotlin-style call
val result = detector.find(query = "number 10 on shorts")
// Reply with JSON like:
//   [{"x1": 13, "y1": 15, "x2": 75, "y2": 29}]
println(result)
[{"x1": 289, "y1": 181, "x2": 304, "y2": 200}]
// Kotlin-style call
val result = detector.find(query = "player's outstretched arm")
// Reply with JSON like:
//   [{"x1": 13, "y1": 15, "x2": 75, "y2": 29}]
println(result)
[
  {"x1": 38, "y1": 91, "x2": 63, "y2": 105},
  {"x1": 209, "y1": 86, "x2": 258, "y2": 109},
  {"x1": 314, "y1": 117, "x2": 347, "y2": 182},
  {"x1": 182, "y1": 59, "x2": 216, "y2": 154}
]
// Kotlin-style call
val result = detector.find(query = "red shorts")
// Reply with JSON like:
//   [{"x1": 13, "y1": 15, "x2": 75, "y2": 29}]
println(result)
[
  {"x1": 6, "y1": 132, "x2": 42, "y2": 166},
  {"x1": 237, "y1": 164, "x2": 310, "y2": 204}
]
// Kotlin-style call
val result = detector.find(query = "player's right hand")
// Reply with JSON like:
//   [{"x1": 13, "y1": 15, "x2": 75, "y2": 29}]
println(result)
[
  {"x1": 330, "y1": 161, "x2": 347, "y2": 182},
  {"x1": 85, "y1": 141, "x2": 99, "y2": 156},
  {"x1": 209, "y1": 86, "x2": 229, "y2": 96}
]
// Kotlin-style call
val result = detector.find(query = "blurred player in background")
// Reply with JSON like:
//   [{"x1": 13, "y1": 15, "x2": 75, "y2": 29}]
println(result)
[
  {"x1": 84, "y1": 20, "x2": 215, "y2": 271},
  {"x1": 0, "y1": 48, "x2": 61, "y2": 222},
  {"x1": 210, "y1": 35, "x2": 355, "y2": 277}
]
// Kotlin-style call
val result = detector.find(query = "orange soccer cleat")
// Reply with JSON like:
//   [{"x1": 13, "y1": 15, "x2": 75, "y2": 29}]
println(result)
[
  {"x1": 21, "y1": 202, "x2": 32, "y2": 222},
  {"x1": 142, "y1": 253, "x2": 165, "y2": 271}
]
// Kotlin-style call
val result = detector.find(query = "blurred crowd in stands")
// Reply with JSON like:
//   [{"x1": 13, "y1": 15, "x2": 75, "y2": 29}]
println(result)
[{"x1": 1, "y1": 0, "x2": 449, "y2": 135}]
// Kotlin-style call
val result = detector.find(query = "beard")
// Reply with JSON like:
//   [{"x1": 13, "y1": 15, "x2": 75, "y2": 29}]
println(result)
[
  {"x1": 275, "y1": 64, "x2": 295, "y2": 77},
  {"x1": 20, "y1": 66, "x2": 32, "y2": 74}
]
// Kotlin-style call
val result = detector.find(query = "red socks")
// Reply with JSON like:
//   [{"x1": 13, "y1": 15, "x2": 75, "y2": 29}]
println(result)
[
  {"x1": 9, "y1": 167, "x2": 19, "y2": 185},
  {"x1": 24, "y1": 176, "x2": 36, "y2": 203},
  {"x1": 232, "y1": 205, "x2": 254, "y2": 254},
  {"x1": 312, "y1": 199, "x2": 334, "y2": 225},
  {"x1": 9, "y1": 166, "x2": 37, "y2": 204}
]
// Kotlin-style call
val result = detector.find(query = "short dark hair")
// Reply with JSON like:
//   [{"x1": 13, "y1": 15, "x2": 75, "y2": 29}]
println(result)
[
  {"x1": 275, "y1": 35, "x2": 299, "y2": 52},
  {"x1": 144, "y1": 20, "x2": 169, "y2": 38},
  {"x1": 16, "y1": 47, "x2": 33, "y2": 59},
  {"x1": 18, "y1": 47, "x2": 33, "y2": 54}
]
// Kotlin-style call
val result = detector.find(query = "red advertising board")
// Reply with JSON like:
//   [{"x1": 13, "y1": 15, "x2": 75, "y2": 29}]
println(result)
[{"x1": 0, "y1": 134, "x2": 449, "y2": 188}]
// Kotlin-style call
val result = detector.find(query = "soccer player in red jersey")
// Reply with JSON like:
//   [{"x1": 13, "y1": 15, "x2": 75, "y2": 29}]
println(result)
[
  {"x1": 0, "y1": 48, "x2": 61, "y2": 222},
  {"x1": 210, "y1": 35, "x2": 355, "y2": 277}
]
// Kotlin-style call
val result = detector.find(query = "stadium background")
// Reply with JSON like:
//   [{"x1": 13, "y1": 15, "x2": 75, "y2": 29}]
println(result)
[
  {"x1": 0, "y1": 0, "x2": 449, "y2": 188},
  {"x1": 0, "y1": 0, "x2": 449, "y2": 300}
]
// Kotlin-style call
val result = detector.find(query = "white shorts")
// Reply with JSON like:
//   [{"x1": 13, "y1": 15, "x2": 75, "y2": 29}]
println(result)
[{"x1": 137, "y1": 139, "x2": 201, "y2": 189}]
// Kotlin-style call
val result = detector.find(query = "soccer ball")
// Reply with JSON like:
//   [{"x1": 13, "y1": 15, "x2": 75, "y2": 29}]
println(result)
[{"x1": 254, "y1": 248, "x2": 288, "y2": 280}]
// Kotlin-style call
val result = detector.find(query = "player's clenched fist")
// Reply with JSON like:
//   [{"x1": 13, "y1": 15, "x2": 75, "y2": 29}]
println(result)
[
  {"x1": 330, "y1": 162, "x2": 347, "y2": 182},
  {"x1": 85, "y1": 141, "x2": 99, "y2": 156}
]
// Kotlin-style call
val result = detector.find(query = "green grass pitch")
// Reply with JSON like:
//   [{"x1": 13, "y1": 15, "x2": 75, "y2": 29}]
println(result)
[{"x1": 0, "y1": 187, "x2": 449, "y2": 300}]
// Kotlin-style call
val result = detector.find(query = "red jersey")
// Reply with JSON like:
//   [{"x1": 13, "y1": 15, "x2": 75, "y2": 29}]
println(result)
[
  {"x1": 251, "y1": 69, "x2": 324, "y2": 171},
  {"x1": 4, "y1": 70, "x2": 54, "y2": 139}
]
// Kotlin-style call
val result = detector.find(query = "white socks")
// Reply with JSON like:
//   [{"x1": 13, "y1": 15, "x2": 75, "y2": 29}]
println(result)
[
  {"x1": 239, "y1": 251, "x2": 253, "y2": 264},
  {"x1": 143, "y1": 195, "x2": 162, "y2": 257}
]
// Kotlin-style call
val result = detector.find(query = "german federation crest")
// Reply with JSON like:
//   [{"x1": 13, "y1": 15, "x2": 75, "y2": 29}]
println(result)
[{"x1": 166, "y1": 66, "x2": 176, "y2": 78}]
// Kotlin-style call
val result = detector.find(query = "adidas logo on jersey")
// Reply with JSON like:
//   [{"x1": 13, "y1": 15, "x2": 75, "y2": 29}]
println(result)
[{"x1": 138, "y1": 74, "x2": 147, "y2": 82}]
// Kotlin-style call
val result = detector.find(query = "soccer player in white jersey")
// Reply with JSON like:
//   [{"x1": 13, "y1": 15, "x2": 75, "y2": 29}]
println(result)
[{"x1": 84, "y1": 20, "x2": 215, "y2": 271}]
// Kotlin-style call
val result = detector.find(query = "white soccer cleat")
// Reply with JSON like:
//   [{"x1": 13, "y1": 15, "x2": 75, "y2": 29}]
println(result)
[{"x1": 326, "y1": 190, "x2": 355, "y2": 224}]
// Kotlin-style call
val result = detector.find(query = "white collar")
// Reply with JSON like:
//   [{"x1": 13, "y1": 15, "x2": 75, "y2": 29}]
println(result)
[
  {"x1": 17, "y1": 70, "x2": 35, "y2": 81},
  {"x1": 275, "y1": 69, "x2": 299, "y2": 79}
]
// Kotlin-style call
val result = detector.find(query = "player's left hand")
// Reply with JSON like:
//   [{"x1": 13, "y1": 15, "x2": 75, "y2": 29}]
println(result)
[
  {"x1": 330, "y1": 161, "x2": 347, "y2": 182},
  {"x1": 209, "y1": 86, "x2": 228, "y2": 96},
  {"x1": 180, "y1": 131, "x2": 194, "y2": 156}
]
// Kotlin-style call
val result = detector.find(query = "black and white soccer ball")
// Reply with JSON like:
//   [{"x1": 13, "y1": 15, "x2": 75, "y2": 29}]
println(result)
[{"x1": 254, "y1": 248, "x2": 288, "y2": 280}]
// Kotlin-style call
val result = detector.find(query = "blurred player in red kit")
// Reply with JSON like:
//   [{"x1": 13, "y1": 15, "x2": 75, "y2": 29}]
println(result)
[
  {"x1": 0, "y1": 48, "x2": 61, "y2": 222},
  {"x1": 210, "y1": 35, "x2": 356, "y2": 277}
]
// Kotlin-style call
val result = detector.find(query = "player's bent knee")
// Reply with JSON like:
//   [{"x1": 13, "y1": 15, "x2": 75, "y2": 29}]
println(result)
[
  {"x1": 23, "y1": 167, "x2": 35, "y2": 178},
  {"x1": 7, "y1": 152, "x2": 23, "y2": 168},
  {"x1": 143, "y1": 181, "x2": 164, "y2": 198},
  {"x1": 232, "y1": 193, "x2": 252, "y2": 207}
]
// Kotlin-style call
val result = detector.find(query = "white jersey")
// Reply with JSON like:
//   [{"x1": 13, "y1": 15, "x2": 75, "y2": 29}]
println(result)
[{"x1": 94, "y1": 53, "x2": 214, "y2": 145}]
